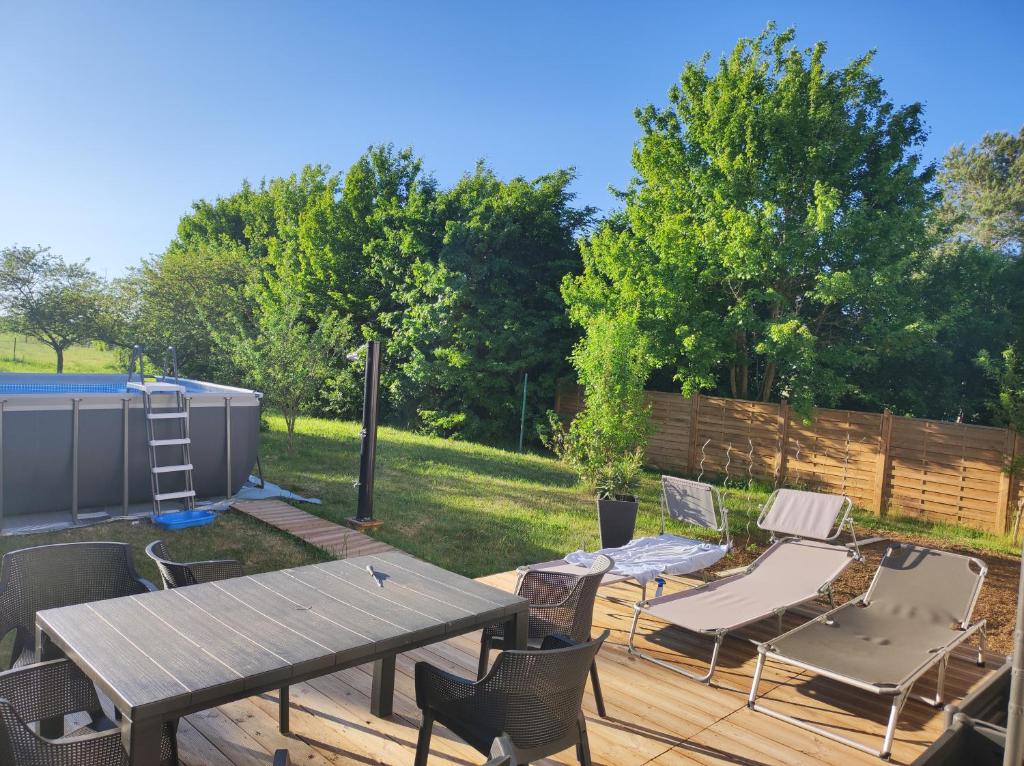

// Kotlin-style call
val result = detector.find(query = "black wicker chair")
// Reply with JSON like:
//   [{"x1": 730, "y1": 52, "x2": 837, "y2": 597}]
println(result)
[
  {"x1": 0, "y1": 542, "x2": 155, "y2": 670},
  {"x1": 145, "y1": 539, "x2": 244, "y2": 589},
  {"x1": 0, "y1": 658, "x2": 178, "y2": 765},
  {"x1": 416, "y1": 632, "x2": 607, "y2": 766},
  {"x1": 478, "y1": 554, "x2": 613, "y2": 717}
]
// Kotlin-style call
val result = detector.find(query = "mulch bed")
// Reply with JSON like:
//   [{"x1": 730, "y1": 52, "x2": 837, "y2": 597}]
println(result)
[{"x1": 706, "y1": 528, "x2": 1020, "y2": 656}]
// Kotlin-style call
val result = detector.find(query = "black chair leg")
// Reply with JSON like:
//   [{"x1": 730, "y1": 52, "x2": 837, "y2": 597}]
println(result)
[
  {"x1": 279, "y1": 686, "x2": 290, "y2": 733},
  {"x1": 477, "y1": 638, "x2": 491, "y2": 680},
  {"x1": 577, "y1": 714, "x2": 593, "y2": 766},
  {"x1": 589, "y1": 661, "x2": 606, "y2": 718},
  {"x1": 415, "y1": 714, "x2": 433, "y2": 766}
]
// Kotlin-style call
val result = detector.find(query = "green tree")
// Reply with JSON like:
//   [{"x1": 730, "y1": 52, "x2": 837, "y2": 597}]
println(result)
[
  {"x1": 565, "y1": 313, "x2": 653, "y2": 499},
  {"x1": 940, "y1": 127, "x2": 1023, "y2": 256},
  {"x1": 0, "y1": 246, "x2": 106, "y2": 373},
  {"x1": 563, "y1": 25, "x2": 936, "y2": 414},
  {"x1": 223, "y1": 271, "x2": 352, "y2": 446},
  {"x1": 386, "y1": 164, "x2": 592, "y2": 441}
]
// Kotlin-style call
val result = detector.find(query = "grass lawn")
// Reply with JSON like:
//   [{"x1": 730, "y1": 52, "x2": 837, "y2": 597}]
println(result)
[
  {"x1": 261, "y1": 413, "x2": 1021, "y2": 579},
  {"x1": 0, "y1": 332, "x2": 122, "y2": 373}
]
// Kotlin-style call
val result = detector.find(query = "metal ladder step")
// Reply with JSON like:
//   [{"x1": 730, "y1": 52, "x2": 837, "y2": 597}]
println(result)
[
  {"x1": 149, "y1": 438, "x2": 190, "y2": 447},
  {"x1": 147, "y1": 411, "x2": 187, "y2": 420},
  {"x1": 153, "y1": 490, "x2": 196, "y2": 502},
  {"x1": 152, "y1": 463, "x2": 193, "y2": 474}
]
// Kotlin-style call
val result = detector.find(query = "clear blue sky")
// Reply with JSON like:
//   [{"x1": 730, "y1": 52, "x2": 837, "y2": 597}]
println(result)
[{"x1": 1, "y1": 1, "x2": 1021, "y2": 277}]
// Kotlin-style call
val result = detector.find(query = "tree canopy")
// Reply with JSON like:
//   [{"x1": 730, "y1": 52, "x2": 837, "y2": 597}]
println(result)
[
  {"x1": 563, "y1": 24, "x2": 938, "y2": 414},
  {"x1": 0, "y1": 246, "x2": 106, "y2": 373}
]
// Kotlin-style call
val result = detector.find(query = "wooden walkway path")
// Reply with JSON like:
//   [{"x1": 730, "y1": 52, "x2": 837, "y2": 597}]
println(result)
[
  {"x1": 231, "y1": 499, "x2": 395, "y2": 559},
  {"x1": 173, "y1": 560, "x2": 1003, "y2": 766}
]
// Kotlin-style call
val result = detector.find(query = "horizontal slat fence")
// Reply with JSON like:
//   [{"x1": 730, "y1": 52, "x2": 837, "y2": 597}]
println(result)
[{"x1": 554, "y1": 387, "x2": 1020, "y2": 534}]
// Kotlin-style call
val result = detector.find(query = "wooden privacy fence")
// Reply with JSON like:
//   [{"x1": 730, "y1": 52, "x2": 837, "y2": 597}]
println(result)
[{"x1": 555, "y1": 387, "x2": 1024, "y2": 534}]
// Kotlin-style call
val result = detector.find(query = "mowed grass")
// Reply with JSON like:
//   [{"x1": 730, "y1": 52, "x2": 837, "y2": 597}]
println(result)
[
  {"x1": 0, "y1": 332, "x2": 121, "y2": 373},
  {"x1": 260, "y1": 413, "x2": 1020, "y2": 579}
]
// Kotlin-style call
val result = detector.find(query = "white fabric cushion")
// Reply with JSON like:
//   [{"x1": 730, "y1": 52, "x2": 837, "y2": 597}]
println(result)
[{"x1": 565, "y1": 534, "x2": 729, "y2": 586}]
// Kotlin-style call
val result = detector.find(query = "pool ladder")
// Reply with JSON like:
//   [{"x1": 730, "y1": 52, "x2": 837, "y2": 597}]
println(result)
[{"x1": 127, "y1": 346, "x2": 196, "y2": 515}]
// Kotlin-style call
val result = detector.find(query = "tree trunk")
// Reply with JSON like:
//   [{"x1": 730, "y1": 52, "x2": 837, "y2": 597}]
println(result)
[
  {"x1": 55, "y1": 345, "x2": 64, "y2": 374},
  {"x1": 760, "y1": 362, "x2": 776, "y2": 401}
]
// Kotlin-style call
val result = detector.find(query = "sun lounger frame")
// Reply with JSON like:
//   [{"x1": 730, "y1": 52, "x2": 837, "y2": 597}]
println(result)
[
  {"x1": 747, "y1": 545, "x2": 988, "y2": 759},
  {"x1": 626, "y1": 489, "x2": 859, "y2": 685}
]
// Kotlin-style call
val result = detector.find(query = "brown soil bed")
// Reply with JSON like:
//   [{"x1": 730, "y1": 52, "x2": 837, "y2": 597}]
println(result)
[{"x1": 707, "y1": 529, "x2": 1019, "y2": 656}]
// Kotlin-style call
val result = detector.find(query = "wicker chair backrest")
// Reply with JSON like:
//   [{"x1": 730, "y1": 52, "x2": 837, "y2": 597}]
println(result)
[
  {"x1": 0, "y1": 543, "x2": 148, "y2": 666},
  {"x1": 519, "y1": 555, "x2": 613, "y2": 643}
]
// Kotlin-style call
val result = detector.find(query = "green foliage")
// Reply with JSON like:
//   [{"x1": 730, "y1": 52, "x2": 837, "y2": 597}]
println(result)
[
  {"x1": 385, "y1": 165, "x2": 592, "y2": 442},
  {"x1": 563, "y1": 24, "x2": 936, "y2": 415},
  {"x1": 537, "y1": 409, "x2": 569, "y2": 459},
  {"x1": 223, "y1": 273, "x2": 352, "y2": 446},
  {"x1": 978, "y1": 348, "x2": 1024, "y2": 433},
  {"x1": 0, "y1": 246, "x2": 106, "y2": 373},
  {"x1": 565, "y1": 314, "x2": 653, "y2": 498},
  {"x1": 940, "y1": 127, "x2": 1023, "y2": 256}
]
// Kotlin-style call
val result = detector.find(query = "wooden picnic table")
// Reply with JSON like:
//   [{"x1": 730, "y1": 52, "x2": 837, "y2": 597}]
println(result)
[{"x1": 35, "y1": 550, "x2": 528, "y2": 766}]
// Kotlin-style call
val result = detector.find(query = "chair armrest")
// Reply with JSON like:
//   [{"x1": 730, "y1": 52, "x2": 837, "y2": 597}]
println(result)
[
  {"x1": 138, "y1": 577, "x2": 160, "y2": 592},
  {"x1": 414, "y1": 660, "x2": 476, "y2": 711}
]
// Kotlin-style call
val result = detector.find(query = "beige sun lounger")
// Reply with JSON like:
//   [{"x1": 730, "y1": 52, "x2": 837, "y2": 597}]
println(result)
[
  {"x1": 748, "y1": 542, "x2": 987, "y2": 759},
  {"x1": 627, "y1": 488, "x2": 859, "y2": 684}
]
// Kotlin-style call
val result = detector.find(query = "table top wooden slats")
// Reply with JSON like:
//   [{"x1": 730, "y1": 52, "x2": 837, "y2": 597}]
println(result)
[{"x1": 36, "y1": 551, "x2": 525, "y2": 723}]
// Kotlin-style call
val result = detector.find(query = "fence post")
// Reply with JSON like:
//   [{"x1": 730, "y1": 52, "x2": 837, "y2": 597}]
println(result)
[
  {"x1": 775, "y1": 399, "x2": 791, "y2": 488},
  {"x1": 996, "y1": 427, "x2": 1019, "y2": 535},
  {"x1": 686, "y1": 394, "x2": 701, "y2": 476},
  {"x1": 871, "y1": 409, "x2": 894, "y2": 516}
]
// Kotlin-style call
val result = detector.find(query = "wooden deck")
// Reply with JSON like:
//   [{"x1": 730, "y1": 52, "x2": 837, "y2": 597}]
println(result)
[{"x1": 172, "y1": 566, "x2": 1002, "y2": 766}]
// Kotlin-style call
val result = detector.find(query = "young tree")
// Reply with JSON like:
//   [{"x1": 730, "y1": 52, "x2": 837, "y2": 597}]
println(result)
[
  {"x1": 563, "y1": 25, "x2": 936, "y2": 414},
  {"x1": 224, "y1": 274, "x2": 351, "y2": 447},
  {"x1": 0, "y1": 246, "x2": 105, "y2": 373}
]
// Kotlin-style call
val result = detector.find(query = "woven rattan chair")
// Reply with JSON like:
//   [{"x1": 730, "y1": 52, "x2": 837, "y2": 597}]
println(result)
[
  {"x1": 477, "y1": 554, "x2": 613, "y2": 717},
  {"x1": 0, "y1": 658, "x2": 177, "y2": 765},
  {"x1": 0, "y1": 542, "x2": 155, "y2": 669},
  {"x1": 416, "y1": 632, "x2": 608, "y2": 766},
  {"x1": 145, "y1": 539, "x2": 244, "y2": 589}
]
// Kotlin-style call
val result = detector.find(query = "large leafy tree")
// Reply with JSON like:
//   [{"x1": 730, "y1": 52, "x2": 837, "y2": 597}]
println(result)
[
  {"x1": 0, "y1": 246, "x2": 106, "y2": 373},
  {"x1": 564, "y1": 25, "x2": 937, "y2": 413},
  {"x1": 386, "y1": 164, "x2": 592, "y2": 441}
]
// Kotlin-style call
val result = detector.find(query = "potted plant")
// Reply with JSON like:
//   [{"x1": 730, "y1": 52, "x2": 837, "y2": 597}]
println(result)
[{"x1": 563, "y1": 314, "x2": 654, "y2": 549}]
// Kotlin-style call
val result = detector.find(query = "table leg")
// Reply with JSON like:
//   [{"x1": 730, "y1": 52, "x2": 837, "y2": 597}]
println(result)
[
  {"x1": 122, "y1": 714, "x2": 163, "y2": 766},
  {"x1": 35, "y1": 624, "x2": 64, "y2": 739},
  {"x1": 502, "y1": 608, "x2": 529, "y2": 650},
  {"x1": 279, "y1": 685, "x2": 290, "y2": 733},
  {"x1": 371, "y1": 655, "x2": 396, "y2": 718}
]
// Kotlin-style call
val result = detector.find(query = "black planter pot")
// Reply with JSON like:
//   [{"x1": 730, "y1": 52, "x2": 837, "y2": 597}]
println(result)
[{"x1": 596, "y1": 495, "x2": 638, "y2": 549}]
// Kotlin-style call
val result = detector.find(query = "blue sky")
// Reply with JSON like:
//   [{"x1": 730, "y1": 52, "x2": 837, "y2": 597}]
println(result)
[{"x1": 1, "y1": 1, "x2": 1021, "y2": 276}]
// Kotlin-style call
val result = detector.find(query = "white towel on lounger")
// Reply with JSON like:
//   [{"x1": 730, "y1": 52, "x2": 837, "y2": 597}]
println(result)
[{"x1": 565, "y1": 534, "x2": 729, "y2": 586}]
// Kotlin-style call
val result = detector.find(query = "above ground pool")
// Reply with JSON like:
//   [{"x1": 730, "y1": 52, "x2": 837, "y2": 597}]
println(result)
[{"x1": 0, "y1": 372, "x2": 262, "y2": 529}]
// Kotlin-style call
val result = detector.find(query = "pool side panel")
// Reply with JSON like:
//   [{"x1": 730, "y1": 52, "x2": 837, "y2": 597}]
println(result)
[{"x1": 0, "y1": 384, "x2": 261, "y2": 519}]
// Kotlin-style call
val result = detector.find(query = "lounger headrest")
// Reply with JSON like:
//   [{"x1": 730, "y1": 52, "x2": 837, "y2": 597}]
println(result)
[
  {"x1": 758, "y1": 489, "x2": 848, "y2": 541},
  {"x1": 868, "y1": 544, "x2": 986, "y2": 627},
  {"x1": 661, "y1": 476, "x2": 720, "y2": 529}
]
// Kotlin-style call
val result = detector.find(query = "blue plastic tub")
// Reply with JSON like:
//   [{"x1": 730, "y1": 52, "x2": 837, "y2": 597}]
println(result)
[{"x1": 152, "y1": 510, "x2": 217, "y2": 530}]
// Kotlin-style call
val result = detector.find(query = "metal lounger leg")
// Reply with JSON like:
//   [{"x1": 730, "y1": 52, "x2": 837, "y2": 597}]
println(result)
[
  {"x1": 748, "y1": 649, "x2": 767, "y2": 708},
  {"x1": 627, "y1": 604, "x2": 727, "y2": 684},
  {"x1": 881, "y1": 690, "x2": 911, "y2": 759}
]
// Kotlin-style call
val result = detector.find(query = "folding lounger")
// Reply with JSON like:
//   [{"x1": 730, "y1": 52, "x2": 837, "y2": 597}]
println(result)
[
  {"x1": 627, "y1": 488, "x2": 859, "y2": 684},
  {"x1": 748, "y1": 542, "x2": 988, "y2": 760},
  {"x1": 526, "y1": 477, "x2": 732, "y2": 598}
]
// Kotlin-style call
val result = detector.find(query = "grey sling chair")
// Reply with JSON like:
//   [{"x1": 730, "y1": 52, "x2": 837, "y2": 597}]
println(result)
[
  {"x1": 526, "y1": 476, "x2": 731, "y2": 599},
  {"x1": 748, "y1": 542, "x2": 988, "y2": 760},
  {"x1": 627, "y1": 488, "x2": 860, "y2": 684}
]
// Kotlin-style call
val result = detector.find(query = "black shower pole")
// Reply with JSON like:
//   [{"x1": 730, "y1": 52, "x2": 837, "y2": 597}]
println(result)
[{"x1": 349, "y1": 340, "x2": 383, "y2": 528}]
